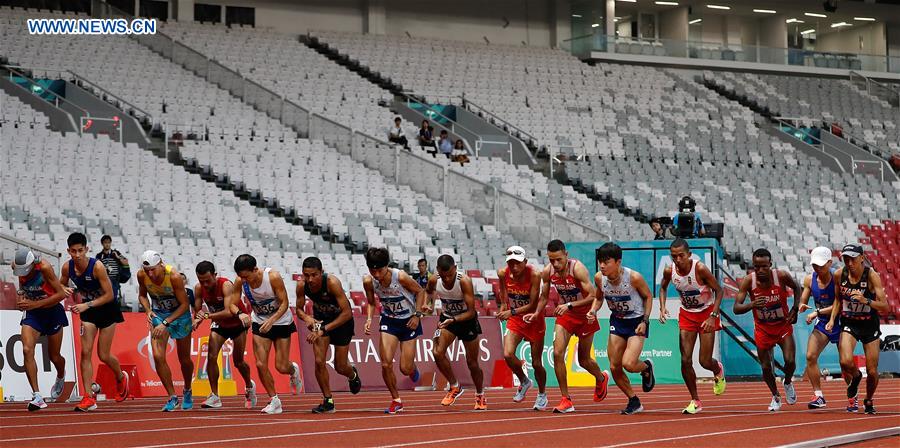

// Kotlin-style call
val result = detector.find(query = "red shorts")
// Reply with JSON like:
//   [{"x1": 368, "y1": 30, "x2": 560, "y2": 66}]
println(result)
[
  {"x1": 556, "y1": 309, "x2": 600, "y2": 338},
  {"x1": 507, "y1": 315, "x2": 546, "y2": 343},
  {"x1": 678, "y1": 307, "x2": 721, "y2": 333},
  {"x1": 754, "y1": 321, "x2": 793, "y2": 351}
]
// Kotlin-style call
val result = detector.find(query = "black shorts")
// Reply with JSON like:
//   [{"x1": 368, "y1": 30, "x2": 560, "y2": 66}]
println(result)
[
  {"x1": 842, "y1": 318, "x2": 881, "y2": 345},
  {"x1": 323, "y1": 319, "x2": 354, "y2": 347},
  {"x1": 252, "y1": 321, "x2": 297, "y2": 340},
  {"x1": 211, "y1": 325, "x2": 248, "y2": 341},
  {"x1": 438, "y1": 315, "x2": 482, "y2": 342},
  {"x1": 80, "y1": 301, "x2": 125, "y2": 329}
]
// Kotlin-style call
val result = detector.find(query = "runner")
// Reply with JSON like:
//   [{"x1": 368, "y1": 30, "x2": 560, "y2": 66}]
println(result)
[
  {"x1": 496, "y1": 246, "x2": 548, "y2": 410},
  {"x1": 426, "y1": 255, "x2": 485, "y2": 410},
  {"x1": 192, "y1": 261, "x2": 256, "y2": 409},
  {"x1": 60, "y1": 232, "x2": 129, "y2": 412},
  {"x1": 658, "y1": 238, "x2": 725, "y2": 414},
  {"x1": 137, "y1": 250, "x2": 195, "y2": 412},
  {"x1": 826, "y1": 244, "x2": 889, "y2": 414},
  {"x1": 11, "y1": 249, "x2": 68, "y2": 411},
  {"x1": 541, "y1": 239, "x2": 609, "y2": 414},
  {"x1": 798, "y1": 246, "x2": 840, "y2": 409},
  {"x1": 231, "y1": 254, "x2": 302, "y2": 415},
  {"x1": 295, "y1": 256, "x2": 361, "y2": 414},
  {"x1": 590, "y1": 242, "x2": 656, "y2": 415},
  {"x1": 733, "y1": 248, "x2": 800, "y2": 412},
  {"x1": 363, "y1": 247, "x2": 426, "y2": 414}
]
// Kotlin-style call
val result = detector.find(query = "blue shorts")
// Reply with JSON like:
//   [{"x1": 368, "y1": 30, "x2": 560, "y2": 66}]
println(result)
[
  {"x1": 21, "y1": 304, "x2": 69, "y2": 336},
  {"x1": 152, "y1": 311, "x2": 192, "y2": 340},
  {"x1": 379, "y1": 315, "x2": 423, "y2": 342},
  {"x1": 814, "y1": 318, "x2": 841, "y2": 344},
  {"x1": 609, "y1": 316, "x2": 649, "y2": 340}
]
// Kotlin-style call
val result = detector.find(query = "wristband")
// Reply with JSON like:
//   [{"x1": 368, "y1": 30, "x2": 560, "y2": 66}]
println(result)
[
  {"x1": 313, "y1": 321, "x2": 322, "y2": 332},
  {"x1": 510, "y1": 307, "x2": 517, "y2": 316},
  {"x1": 414, "y1": 311, "x2": 424, "y2": 318},
  {"x1": 642, "y1": 315, "x2": 649, "y2": 324},
  {"x1": 710, "y1": 311, "x2": 720, "y2": 318},
  {"x1": 566, "y1": 303, "x2": 573, "y2": 310},
  {"x1": 162, "y1": 319, "x2": 170, "y2": 327}
]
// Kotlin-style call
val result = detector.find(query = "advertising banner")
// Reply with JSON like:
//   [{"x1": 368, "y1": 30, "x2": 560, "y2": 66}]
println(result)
[{"x1": 0, "y1": 310, "x2": 78, "y2": 401}]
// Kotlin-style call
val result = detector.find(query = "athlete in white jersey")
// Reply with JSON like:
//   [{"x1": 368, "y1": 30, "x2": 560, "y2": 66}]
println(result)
[
  {"x1": 363, "y1": 247, "x2": 426, "y2": 414},
  {"x1": 589, "y1": 242, "x2": 655, "y2": 415},
  {"x1": 425, "y1": 255, "x2": 485, "y2": 410},
  {"x1": 231, "y1": 254, "x2": 301, "y2": 414},
  {"x1": 658, "y1": 239, "x2": 726, "y2": 414}
]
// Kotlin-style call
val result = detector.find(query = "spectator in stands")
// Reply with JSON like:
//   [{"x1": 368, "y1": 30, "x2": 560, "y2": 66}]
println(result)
[
  {"x1": 451, "y1": 139, "x2": 470, "y2": 165},
  {"x1": 413, "y1": 259, "x2": 434, "y2": 315},
  {"x1": 96, "y1": 235, "x2": 131, "y2": 305},
  {"x1": 438, "y1": 130, "x2": 453, "y2": 157},
  {"x1": 672, "y1": 196, "x2": 705, "y2": 239},
  {"x1": 649, "y1": 218, "x2": 667, "y2": 240},
  {"x1": 418, "y1": 119, "x2": 435, "y2": 150},
  {"x1": 181, "y1": 273, "x2": 196, "y2": 312},
  {"x1": 388, "y1": 117, "x2": 409, "y2": 149}
]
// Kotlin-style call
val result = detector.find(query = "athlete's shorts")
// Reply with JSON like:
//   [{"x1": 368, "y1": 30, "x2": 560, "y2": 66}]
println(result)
[
  {"x1": 211, "y1": 324, "x2": 248, "y2": 341},
  {"x1": 379, "y1": 315, "x2": 423, "y2": 342},
  {"x1": 21, "y1": 304, "x2": 69, "y2": 336},
  {"x1": 556, "y1": 309, "x2": 600, "y2": 338},
  {"x1": 323, "y1": 318, "x2": 354, "y2": 346},
  {"x1": 609, "y1": 315, "x2": 649, "y2": 339},
  {"x1": 251, "y1": 321, "x2": 297, "y2": 340},
  {"x1": 438, "y1": 314, "x2": 482, "y2": 342},
  {"x1": 754, "y1": 321, "x2": 793, "y2": 352},
  {"x1": 841, "y1": 318, "x2": 881, "y2": 345},
  {"x1": 507, "y1": 315, "x2": 546, "y2": 343},
  {"x1": 813, "y1": 317, "x2": 841, "y2": 344},
  {"x1": 152, "y1": 312, "x2": 192, "y2": 340},
  {"x1": 79, "y1": 300, "x2": 125, "y2": 329},
  {"x1": 679, "y1": 307, "x2": 721, "y2": 333}
]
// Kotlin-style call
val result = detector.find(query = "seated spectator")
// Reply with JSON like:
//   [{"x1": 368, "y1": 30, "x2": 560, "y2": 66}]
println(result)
[
  {"x1": 451, "y1": 139, "x2": 470, "y2": 165},
  {"x1": 418, "y1": 119, "x2": 435, "y2": 149},
  {"x1": 388, "y1": 116, "x2": 409, "y2": 149},
  {"x1": 649, "y1": 218, "x2": 667, "y2": 240},
  {"x1": 438, "y1": 130, "x2": 453, "y2": 157},
  {"x1": 672, "y1": 196, "x2": 705, "y2": 238}
]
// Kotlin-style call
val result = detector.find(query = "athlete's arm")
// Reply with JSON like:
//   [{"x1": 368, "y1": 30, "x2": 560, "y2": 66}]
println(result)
[
  {"x1": 454, "y1": 275, "x2": 478, "y2": 322},
  {"x1": 732, "y1": 276, "x2": 754, "y2": 315},
  {"x1": 398, "y1": 270, "x2": 425, "y2": 329},
  {"x1": 697, "y1": 262, "x2": 724, "y2": 316},
  {"x1": 658, "y1": 266, "x2": 672, "y2": 323},
  {"x1": 779, "y1": 270, "x2": 801, "y2": 324},
  {"x1": 137, "y1": 270, "x2": 154, "y2": 322},
  {"x1": 589, "y1": 272, "x2": 605, "y2": 315},
  {"x1": 192, "y1": 284, "x2": 204, "y2": 318},
  {"x1": 207, "y1": 280, "x2": 236, "y2": 321},
  {"x1": 866, "y1": 269, "x2": 890, "y2": 313},
  {"x1": 424, "y1": 274, "x2": 438, "y2": 311},
  {"x1": 799, "y1": 275, "x2": 816, "y2": 324},
  {"x1": 826, "y1": 268, "x2": 842, "y2": 331},
  {"x1": 38, "y1": 262, "x2": 67, "y2": 308},
  {"x1": 167, "y1": 269, "x2": 191, "y2": 322},
  {"x1": 79, "y1": 261, "x2": 114, "y2": 310},
  {"x1": 363, "y1": 275, "x2": 376, "y2": 334},
  {"x1": 268, "y1": 270, "x2": 291, "y2": 321},
  {"x1": 528, "y1": 268, "x2": 544, "y2": 315},
  {"x1": 324, "y1": 275, "x2": 353, "y2": 331},
  {"x1": 568, "y1": 261, "x2": 596, "y2": 309},
  {"x1": 294, "y1": 278, "x2": 315, "y2": 327},
  {"x1": 633, "y1": 270, "x2": 653, "y2": 336},
  {"x1": 525, "y1": 266, "x2": 552, "y2": 322},
  {"x1": 496, "y1": 268, "x2": 510, "y2": 319}
]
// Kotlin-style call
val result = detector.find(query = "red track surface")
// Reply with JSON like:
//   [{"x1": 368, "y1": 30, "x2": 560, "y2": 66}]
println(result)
[{"x1": 1, "y1": 380, "x2": 898, "y2": 447}]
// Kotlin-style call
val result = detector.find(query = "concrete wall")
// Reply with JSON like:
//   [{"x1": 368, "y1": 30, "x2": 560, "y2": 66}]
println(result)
[
  {"x1": 658, "y1": 7, "x2": 687, "y2": 42},
  {"x1": 0, "y1": 77, "x2": 77, "y2": 134},
  {"x1": 818, "y1": 22, "x2": 887, "y2": 56}
]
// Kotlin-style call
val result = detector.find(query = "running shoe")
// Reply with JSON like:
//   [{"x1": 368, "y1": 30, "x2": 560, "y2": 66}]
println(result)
[
  {"x1": 114, "y1": 371, "x2": 129, "y2": 402},
  {"x1": 863, "y1": 399, "x2": 875, "y2": 415},
  {"x1": 385, "y1": 399, "x2": 403, "y2": 414},
  {"x1": 441, "y1": 385, "x2": 465, "y2": 406},
  {"x1": 768, "y1": 395, "x2": 782, "y2": 412},
  {"x1": 621, "y1": 396, "x2": 643, "y2": 415},
  {"x1": 290, "y1": 362, "x2": 302, "y2": 395},
  {"x1": 202, "y1": 394, "x2": 222, "y2": 409},
  {"x1": 513, "y1": 378, "x2": 533, "y2": 403},
  {"x1": 641, "y1": 360, "x2": 655, "y2": 393},
  {"x1": 28, "y1": 394, "x2": 47, "y2": 412},
  {"x1": 162, "y1": 395, "x2": 179, "y2": 412},
  {"x1": 552, "y1": 396, "x2": 575, "y2": 414},
  {"x1": 713, "y1": 361, "x2": 726, "y2": 395},
  {"x1": 474, "y1": 394, "x2": 487, "y2": 411},
  {"x1": 847, "y1": 371, "x2": 862, "y2": 399},
  {"x1": 847, "y1": 396, "x2": 859, "y2": 413},
  {"x1": 74, "y1": 395, "x2": 97, "y2": 412},
  {"x1": 410, "y1": 367, "x2": 421, "y2": 383},
  {"x1": 807, "y1": 395, "x2": 826, "y2": 409},
  {"x1": 182, "y1": 389, "x2": 194, "y2": 410},
  {"x1": 682, "y1": 400, "x2": 702, "y2": 415},
  {"x1": 783, "y1": 379, "x2": 797, "y2": 405},
  {"x1": 594, "y1": 370, "x2": 610, "y2": 402},
  {"x1": 348, "y1": 366, "x2": 362, "y2": 395},
  {"x1": 262, "y1": 396, "x2": 282, "y2": 414},
  {"x1": 245, "y1": 379, "x2": 257, "y2": 409},
  {"x1": 312, "y1": 397, "x2": 335, "y2": 414},
  {"x1": 533, "y1": 392, "x2": 548, "y2": 411},
  {"x1": 49, "y1": 376, "x2": 66, "y2": 401}
]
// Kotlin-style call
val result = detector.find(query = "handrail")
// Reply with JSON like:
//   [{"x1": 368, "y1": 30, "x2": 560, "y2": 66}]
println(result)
[
  {"x1": 850, "y1": 70, "x2": 900, "y2": 105},
  {"x1": 0, "y1": 232, "x2": 63, "y2": 274},
  {"x1": 819, "y1": 126, "x2": 898, "y2": 182},
  {"x1": 400, "y1": 92, "x2": 476, "y2": 153},
  {"x1": 775, "y1": 117, "x2": 849, "y2": 172},
  {"x1": 3, "y1": 65, "x2": 90, "y2": 119},
  {"x1": 461, "y1": 97, "x2": 539, "y2": 146}
]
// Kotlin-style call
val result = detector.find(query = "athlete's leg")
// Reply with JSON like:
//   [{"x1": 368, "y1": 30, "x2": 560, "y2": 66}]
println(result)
[
  {"x1": 529, "y1": 337, "x2": 548, "y2": 394},
  {"x1": 623, "y1": 336, "x2": 648, "y2": 374},
  {"x1": 576, "y1": 333, "x2": 604, "y2": 379},
  {"x1": 332, "y1": 343, "x2": 354, "y2": 378},
  {"x1": 552, "y1": 325, "x2": 573, "y2": 397},
  {"x1": 313, "y1": 335, "x2": 332, "y2": 397},
  {"x1": 253, "y1": 336, "x2": 277, "y2": 396},
  {"x1": 697, "y1": 331, "x2": 721, "y2": 374},
  {"x1": 805, "y1": 330, "x2": 829, "y2": 393},
  {"x1": 432, "y1": 330, "x2": 459, "y2": 386},
  {"x1": 206, "y1": 332, "x2": 227, "y2": 396},
  {"x1": 151, "y1": 331, "x2": 176, "y2": 396},
  {"x1": 758, "y1": 347, "x2": 778, "y2": 396},
  {"x1": 272, "y1": 336, "x2": 293, "y2": 375},
  {"x1": 838, "y1": 331, "x2": 860, "y2": 384},
  {"x1": 45, "y1": 328, "x2": 67, "y2": 385},
  {"x1": 78, "y1": 322, "x2": 99, "y2": 395},
  {"x1": 608, "y1": 334, "x2": 634, "y2": 398},
  {"x1": 503, "y1": 331, "x2": 528, "y2": 383},
  {"x1": 462, "y1": 338, "x2": 484, "y2": 394},
  {"x1": 862, "y1": 338, "x2": 881, "y2": 401},
  {"x1": 175, "y1": 335, "x2": 195, "y2": 390},
  {"x1": 231, "y1": 331, "x2": 253, "y2": 386},
  {"x1": 379, "y1": 332, "x2": 401, "y2": 399},
  {"x1": 679, "y1": 330, "x2": 700, "y2": 401},
  {"x1": 20, "y1": 325, "x2": 42, "y2": 393},
  {"x1": 777, "y1": 335, "x2": 797, "y2": 384},
  {"x1": 97, "y1": 323, "x2": 123, "y2": 379},
  {"x1": 398, "y1": 338, "x2": 418, "y2": 377}
]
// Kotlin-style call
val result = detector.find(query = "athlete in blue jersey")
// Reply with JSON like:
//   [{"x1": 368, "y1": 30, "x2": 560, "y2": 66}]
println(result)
[
  {"x1": 363, "y1": 247, "x2": 426, "y2": 414},
  {"x1": 799, "y1": 246, "x2": 839, "y2": 409}
]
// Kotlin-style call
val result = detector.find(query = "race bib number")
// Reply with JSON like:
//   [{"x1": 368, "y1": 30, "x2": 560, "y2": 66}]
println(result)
[
  {"x1": 443, "y1": 300, "x2": 466, "y2": 315},
  {"x1": 843, "y1": 300, "x2": 871, "y2": 315},
  {"x1": 679, "y1": 291, "x2": 702, "y2": 309},
  {"x1": 607, "y1": 297, "x2": 632, "y2": 315},
  {"x1": 252, "y1": 299, "x2": 279, "y2": 316},
  {"x1": 433, "y1": 328, "x2": 442, "y2": 339},
  {"x1": 155, "y1": 297, "x2": 178, "y2": 312},
  {"x1": 382, "y1": 299, "x2": 408, "y2": 316},
  {"x1": 757, "y1": 306, "x2": 785, "y2": 322},
  {"x1": 509, "y1": 294, "x2": 531, "y2": 309}
]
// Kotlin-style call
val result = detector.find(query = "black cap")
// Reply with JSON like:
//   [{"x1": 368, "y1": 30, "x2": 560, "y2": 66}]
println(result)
[{"x1": 840, "y1": 244, "x2": 864, "y2": 258}]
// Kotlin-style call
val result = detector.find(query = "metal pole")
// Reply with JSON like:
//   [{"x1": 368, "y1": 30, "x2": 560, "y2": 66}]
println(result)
[
  {"x1": 493, "y1": 186, "x2": 499, "y2": 228},
  {"x1": 443, "y1": 165, "x2": 449, "y2": 204},
  {"x1": 164, "y1": 122, "x2": 168, "y2": 158},
  {"x1": 394, "y1": 146, "x2": 400, "y2": 184}
]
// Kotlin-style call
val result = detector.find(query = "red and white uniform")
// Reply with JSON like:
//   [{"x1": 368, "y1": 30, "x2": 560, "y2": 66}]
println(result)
[
  {"x1": 551, "y1": 259, "x2": 599, "y2": 337},
  {"x1": 198, "y1": 277, "x2": 249, "y2": 330},
  {"x1": 505, "y1": 265, "x2": 545, "y2": 343},
  {"x1": 672, "y1": 260, "x2": 720, "y2": 333},
  {"x1": 749, "y1": 270, "x2": 793, "y2": 351}
]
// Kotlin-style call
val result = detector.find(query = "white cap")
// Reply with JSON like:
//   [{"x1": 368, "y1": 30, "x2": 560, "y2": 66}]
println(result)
[
  {"x1": 505, "y1": 246, "x2": 526, "y2": 263},
  {"x1": 809, "y1": 246, "x2": 832, "y2": 267},
  {"x1": 12, "y1": 248, "x2": 37, "y2": 277},
  {"x1": 141, "y1": 250, "x2": 162, "y2": 267}
]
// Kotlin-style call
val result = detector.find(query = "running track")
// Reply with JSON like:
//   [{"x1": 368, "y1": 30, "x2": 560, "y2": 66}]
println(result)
[{"x1": 1, "y1": 380, "x2": 898, "y2": 447}]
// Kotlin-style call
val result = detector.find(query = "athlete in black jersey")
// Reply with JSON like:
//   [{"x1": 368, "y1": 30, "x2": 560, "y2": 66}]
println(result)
[
  {"x1": 295, "y1": 257, "x2": 361, "y2": 414},
  {"x1": 826, "y1": 244, "x2": 889, "y2": 415}
]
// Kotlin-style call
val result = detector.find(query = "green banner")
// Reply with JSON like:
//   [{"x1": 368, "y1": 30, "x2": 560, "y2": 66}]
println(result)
[{"x1": 502, "y1": 317, "x2": 682, "y2": 387}]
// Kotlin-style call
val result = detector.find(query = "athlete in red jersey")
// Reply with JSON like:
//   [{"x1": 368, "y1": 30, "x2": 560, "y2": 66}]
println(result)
[
  {"x1": 734, "y1": 248, "x2": 800, "y2": 412},
  {"x1": 541, "y1": 240, "x2": 609, "y2": 414},
  {"x1": 192, "y1": 261, "x2": 256, "y2": 409},
  {"x1": 495, "y1": 246, "x2": 548, "y2": 410}
]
